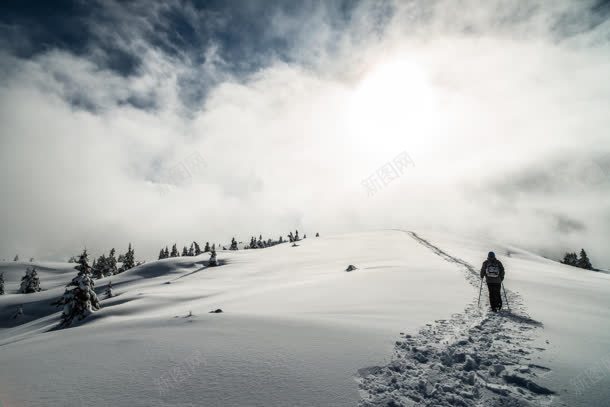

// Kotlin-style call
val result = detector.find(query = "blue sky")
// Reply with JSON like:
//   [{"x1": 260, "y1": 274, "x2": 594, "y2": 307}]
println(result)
[{"x1": 1, "y1": 0, "x2": 609, "y2": 266}]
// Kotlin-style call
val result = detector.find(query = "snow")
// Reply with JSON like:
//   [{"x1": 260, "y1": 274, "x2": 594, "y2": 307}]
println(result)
[{"x1": 1, "y1": 230, "x2": 609, "y2": 406}]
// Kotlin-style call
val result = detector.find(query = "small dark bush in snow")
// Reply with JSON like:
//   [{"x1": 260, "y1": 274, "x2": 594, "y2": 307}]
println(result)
[
  {"x1": 345, "y1": 265, "x2": 357, "y2": 272},
  {"x1": 209, "y1": 309, "x2": 223, "y2": 313},
  {"x1": 13, "y1": 305, "x2": 23, "y2": 319}
]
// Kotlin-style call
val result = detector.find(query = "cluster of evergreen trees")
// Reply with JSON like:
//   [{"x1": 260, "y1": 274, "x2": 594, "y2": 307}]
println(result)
[
  {"x1": 90, "y1": 243, "x2": 137, "y2": 278},
  {"x1": 245, "y1": 230, "x2": 317, "y2": 250},
  {"x1": 247, "y1": 235, "x2": 278, "y2": 249},
  {"x1": 158, "y1": 241, "x2": 212, "y2": 259},
  {"x1": 0, "y1": 272, "x2": 4, "y2": 295},
  {"x1": 561, "y1": 249, "x2": 593, "y2": 270}
]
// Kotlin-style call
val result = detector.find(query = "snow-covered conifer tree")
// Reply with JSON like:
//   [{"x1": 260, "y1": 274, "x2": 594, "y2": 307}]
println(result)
[
  {"x1": 52, "y1": 249, "x2": 101, "y2": 327},
  {"x1": 171, "y1": 244, "x2": 179, "y2": 257},
  {"x1": 105, "y1": 281, "x2": 113, "y2": 298},
  {"x1": 20, "y1": 267, "x2": 41, "y2": 293},
  {"x1": 295, "y1": 230, "x2": 300, "y2": 241},
  {"x1": 204, "y1": 242, "x2": 211, "y2": 253},
  {"x1": 106, "y1": 249, "x2": 117, "y2": 275},
  {"x1": 93, "y1": 255, "x2": 106, "y2": 279},
  {"x1": 194, "y1": 242, "x2": 202, "y2": 256},
  {"x1": 230, "y1": 238, "x2": 238, "y2": 250},
  {"x1": 182, "y1": 246, "x2": 188, "y2": 256},
  {"x1": 158, "y1": 249, "x2": 166, "y2": 260},
  {"x1": 120, "y1": 244, "x2": 135, "y2": 272},
  {"x1": 14, "y1": 254, "x2": 19, "y2": 261},
  {"x1": 562, "y1": 252, "x2": 578, "y2": 266},
  {"x1": 577, "y1": 249, "x2": 593, "y2": 270},
  {"x1": 188, "y1": 243, "x2": 195, "y2": 256},
  {"x1": 209, "y1": 249, "x2": 218, "y2": 267}
]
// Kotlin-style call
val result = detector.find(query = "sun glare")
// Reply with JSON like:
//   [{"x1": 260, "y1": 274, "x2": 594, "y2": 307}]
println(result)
[{"x1": 345, "y1": 58, "x2": 437, "y2": 157}]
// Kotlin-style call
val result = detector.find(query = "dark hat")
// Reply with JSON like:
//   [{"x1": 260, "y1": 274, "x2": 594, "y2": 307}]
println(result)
[{"x1": 488, "y1": 251, "x2": 496, "y2": 259}]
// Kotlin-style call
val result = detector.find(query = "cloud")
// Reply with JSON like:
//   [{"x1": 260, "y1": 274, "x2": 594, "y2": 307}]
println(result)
[{"x1": 0, "y1": 0, "x2": 609, "y2": 267}]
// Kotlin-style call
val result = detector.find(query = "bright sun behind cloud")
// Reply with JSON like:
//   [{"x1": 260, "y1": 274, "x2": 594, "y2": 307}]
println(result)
[{"x1": 345, "y1": 58, "x2": 439, "y2": 161}]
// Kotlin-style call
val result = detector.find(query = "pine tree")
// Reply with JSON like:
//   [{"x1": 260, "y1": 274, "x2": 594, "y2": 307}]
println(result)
[
  {"x1": 209, "y1": 248, "x2": 218, "y2": 267},
  {"x1": 105, "y1": 281, "x2": 113, "y2": 298},
  {"x1": 562, "y1": 252, "x2": 578, "y2": 266},
  {"x1": 316, "y1": 232, "x2": 319, "y2": 237},
  {"x1": 182, "y1": 246, "x2": 188, "y2": 256},
  {"x1": 158, "y1": 249, "x2": 166, "y2": 260},
  {"x1": 51, "y1": 249, "x2": 101, "y2": 328},
  {"x1": 93, "y1": 255, "x2": 106, "y2": 279},
  {"x1": 164, "y1": 247, "x2": 169, "y2": 258},
  {"x1": 212, "y1": 243, "x2": 216, "y2": 251},
  {"x1": 279, "y1": 236, "x2": 284, "y2": 244},
  {"x1": 120, "y1": 244, "x2": 135, "y2": 272},
  {"x1": 230, "y1": 238, "x2": 238, "y2": 250},
  {"x1": 106, "y1": 249, "x2": 118, "y2": 275},
  {"x1": 295, "y1": 230, "x2": 300, "y2": 241},
  {"x1": 204, "y1": 242, "x2": 211, "y2": 253},
  {"x1": 288, "y1": 232, "x2": 294, "y2": 242},
  {"x1": 303, "y1": 234, "x2": 307, "y2": 239},
  {"x1": 194, "y1": 242, "x2": 202, "y2": 256},
  {"x1": 170, "y1": 244, "x2": 179, "y2": 257},
  {"x1": 577, "y1": 249, "x2": 593, "y2": 270},
  {"x1": 14, "y1": 254, "x2": 19, "y2": 261},
  {"x1": 0, "y1": 272, "x2": 4, "y2": 295},
  {"x1": 188, "y1": 243, "x2": 195, "y2": 256},
  {"x1": 20, "y1": 267, "x2": 41, "y2": 293}
]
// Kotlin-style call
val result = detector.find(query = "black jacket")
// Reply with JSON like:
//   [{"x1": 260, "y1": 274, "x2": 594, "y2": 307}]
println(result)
[{"x1": 480, "y1": 259, "x2": 505, "y2": 284}]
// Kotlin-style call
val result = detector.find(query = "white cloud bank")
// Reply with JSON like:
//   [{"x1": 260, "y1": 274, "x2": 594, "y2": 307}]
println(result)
[{"x1": 0, "y1": 0, "x2": 609, "y2": 266}]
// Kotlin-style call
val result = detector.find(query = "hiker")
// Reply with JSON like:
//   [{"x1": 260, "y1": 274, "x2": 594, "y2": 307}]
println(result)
[{"x1": 480, "y1": 251, "x2": 505, "y2": 312}]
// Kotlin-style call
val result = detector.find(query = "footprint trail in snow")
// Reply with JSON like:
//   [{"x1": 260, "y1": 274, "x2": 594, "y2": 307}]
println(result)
[{"x1": 358, "y1": 231, "x2": 559, "y2": 407}]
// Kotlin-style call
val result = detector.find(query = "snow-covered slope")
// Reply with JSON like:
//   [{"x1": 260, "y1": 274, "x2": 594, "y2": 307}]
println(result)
[{"x1": 0, "y1": 230, "x2": 609, "y2": 407}]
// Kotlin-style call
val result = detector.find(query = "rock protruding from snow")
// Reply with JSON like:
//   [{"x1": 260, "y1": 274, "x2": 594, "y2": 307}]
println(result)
[{"x1": 346, "y1": 265, "x2": 357, "y2": 272}]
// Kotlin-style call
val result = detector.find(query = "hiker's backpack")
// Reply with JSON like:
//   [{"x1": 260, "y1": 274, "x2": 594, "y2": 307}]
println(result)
[{"x1": 486, "y1": 262, "x2": 500, "y2": 278}]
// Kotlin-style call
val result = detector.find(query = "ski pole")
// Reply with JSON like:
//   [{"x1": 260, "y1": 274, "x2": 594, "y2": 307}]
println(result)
[
  {"x1": 502, "y1": 282, "x2": 510, "y2": 311},
  {"x1": 477, "y1": 278, "x2": 483, "y2": 307}
]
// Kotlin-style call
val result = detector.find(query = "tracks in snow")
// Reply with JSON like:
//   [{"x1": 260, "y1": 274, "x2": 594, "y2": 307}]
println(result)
[{"x1": 358, "y1": 231, "x2": 558, "y2": 407}]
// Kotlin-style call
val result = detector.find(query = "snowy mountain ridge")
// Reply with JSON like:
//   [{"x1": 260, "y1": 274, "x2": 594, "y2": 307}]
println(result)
[{"x1": 1, "y1": 230, "x2": 609, "y2": 407}]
